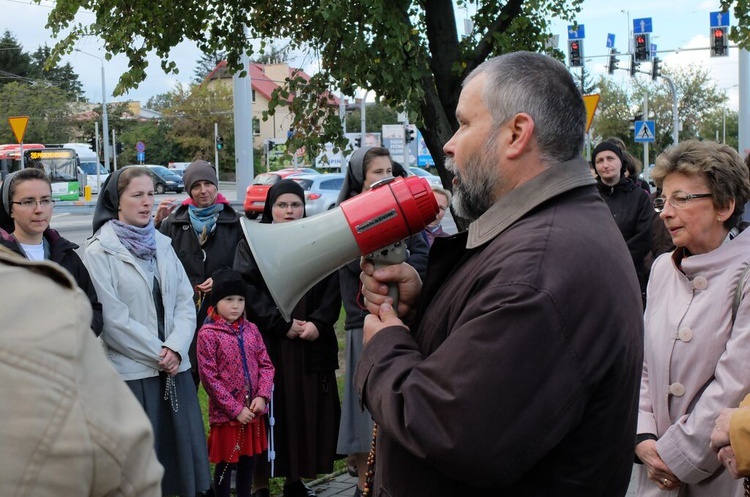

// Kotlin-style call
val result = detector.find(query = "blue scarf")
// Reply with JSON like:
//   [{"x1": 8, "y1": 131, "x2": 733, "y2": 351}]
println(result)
[
  {"x1": 111, "y1": 219, "x2": 157, "y2": 261},
  {"x1": 188, "y1": 203, "x2": 223, "y2": 242}
]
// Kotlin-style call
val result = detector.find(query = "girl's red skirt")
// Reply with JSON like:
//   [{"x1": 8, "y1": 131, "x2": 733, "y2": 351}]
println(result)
[{"x1": 207, "y1": 418, "x2": 267, "y2": 464}]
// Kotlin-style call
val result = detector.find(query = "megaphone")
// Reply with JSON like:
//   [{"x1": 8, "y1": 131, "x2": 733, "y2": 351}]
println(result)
[{"x1": 240, "y1": 175, "x2": 438, "y2": 321}]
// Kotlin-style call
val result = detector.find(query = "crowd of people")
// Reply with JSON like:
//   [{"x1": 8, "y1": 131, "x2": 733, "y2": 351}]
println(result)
[{"x1": 5, "y1": 50, "x2": 750, "y2": 497}]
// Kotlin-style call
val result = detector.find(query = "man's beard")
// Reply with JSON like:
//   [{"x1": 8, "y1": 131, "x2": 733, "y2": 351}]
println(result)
[{"x1": 445, "y1": 146, "x2": 500, "y2": 222}]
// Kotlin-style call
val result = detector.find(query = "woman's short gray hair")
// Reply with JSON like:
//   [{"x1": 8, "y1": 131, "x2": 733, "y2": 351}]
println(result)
[{"x1": 652, "y1": 140, "x2": 750, "y2": 229}]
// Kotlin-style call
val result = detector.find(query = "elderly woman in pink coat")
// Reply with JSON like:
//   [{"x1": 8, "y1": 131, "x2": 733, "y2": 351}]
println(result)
[{"x1": 636, "y1": 140, "x2": 750, "y2": 496}]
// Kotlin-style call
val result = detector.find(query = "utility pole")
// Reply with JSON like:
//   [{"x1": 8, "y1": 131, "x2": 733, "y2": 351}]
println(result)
[{"x1": 643, "y1": 94, "x2": 649, "y2": 169}]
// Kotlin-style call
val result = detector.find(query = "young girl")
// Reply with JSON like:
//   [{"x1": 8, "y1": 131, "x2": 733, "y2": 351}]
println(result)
[{"x1": 197, "y1": 267, "x2": 275, "y2": 497}]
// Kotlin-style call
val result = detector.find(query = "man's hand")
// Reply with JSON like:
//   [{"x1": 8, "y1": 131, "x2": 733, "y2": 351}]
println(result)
[
  {"x1": 363, "y1": 302, "x2": 408, "y2": 345},
  {"x1": 360, "y1": 259, "x2": 421, "y2": 318},
  {"x1": 712, "y1": 407, "x2": 738, "y2": 450},
  {"x1": 195, "y1": 277, "x2": 213, "y2": 294}
]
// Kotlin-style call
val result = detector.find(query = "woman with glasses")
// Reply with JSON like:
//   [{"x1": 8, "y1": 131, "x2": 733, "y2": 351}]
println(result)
[
  {"x1": 234, "y1": 180, "x2": 342, "y2": 497},
  {"x1": 0, "y1": 168, "x2": 103, "y2": 335},
  {"x1": 635, "y1": 140, "x2": 750, "y2": 497}
]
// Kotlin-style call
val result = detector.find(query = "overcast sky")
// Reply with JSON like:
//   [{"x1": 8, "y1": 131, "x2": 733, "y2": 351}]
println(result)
[{"x1": 3, "y1": 0, "x2": 742, "y2": 110}]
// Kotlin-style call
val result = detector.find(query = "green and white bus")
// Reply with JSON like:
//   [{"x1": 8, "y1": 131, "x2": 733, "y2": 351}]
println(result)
[{"x1": 0, "y1": 146, "x2": 80, "y2": 201}]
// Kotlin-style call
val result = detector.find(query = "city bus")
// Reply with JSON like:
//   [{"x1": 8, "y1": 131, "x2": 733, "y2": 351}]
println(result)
[{"x1": 0, "y1": 146, "x2": 80, "y2": 200}]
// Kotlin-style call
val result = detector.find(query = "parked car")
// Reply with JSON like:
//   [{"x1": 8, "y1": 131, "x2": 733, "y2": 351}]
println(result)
[
  {"x1": 408, "y1": 166, "x2": 443, "y2": 187},
  {"x1": 126, "y1": 164, "x2": 184, "y2": 194},
  {"x1": 243, "y1": 170, "x2": 307, "y2": 219},
  {"x1": 277, "y1": 167, "x2": 319, "y2": 175},
  {"x1": 291, "y1": 173, "x2": 345, "y2": 216}
]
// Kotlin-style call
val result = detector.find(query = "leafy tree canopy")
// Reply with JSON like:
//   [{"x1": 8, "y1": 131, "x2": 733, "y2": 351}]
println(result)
[{"x1": 43, "y1": 0, "x2": 583, "y2": 184}]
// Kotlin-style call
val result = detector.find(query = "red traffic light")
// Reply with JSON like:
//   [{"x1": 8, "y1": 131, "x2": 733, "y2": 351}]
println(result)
[
  {"x1": 636, "y1": 36, "x2": 645, "y2": 45},
  {"x1": 714, "y1": 28, "x2": 725, "y2": 38},
  {"x1": 571, "y1": 41, "x2": 579, "y2": 50}
]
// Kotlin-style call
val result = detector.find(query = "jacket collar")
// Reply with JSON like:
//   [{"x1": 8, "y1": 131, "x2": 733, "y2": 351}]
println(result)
[{"x1": 467, "y1": 156, "x2": 594, "y2": 249}]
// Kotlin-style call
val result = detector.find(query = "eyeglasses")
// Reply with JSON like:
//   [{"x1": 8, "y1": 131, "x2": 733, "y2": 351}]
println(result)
[
  {"x1": 273, "y1": 201, "x2": 303, "y2": 210},
  {"x1": 653, "y1": 193, "x2": 712, "y2": 213},
  {"x1": 11, "y1": 198, "x2": 55, "y2": 209}
]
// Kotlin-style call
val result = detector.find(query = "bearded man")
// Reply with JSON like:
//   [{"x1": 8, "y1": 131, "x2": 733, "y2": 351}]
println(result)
[{"x1": 355, "y1": 52, "x2": 644, "y2": 497}]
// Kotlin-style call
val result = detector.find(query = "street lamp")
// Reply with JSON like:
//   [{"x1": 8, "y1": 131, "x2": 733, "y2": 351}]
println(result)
[{"x1": 74, "y1": 49, "x2": 110, "y2": 176}]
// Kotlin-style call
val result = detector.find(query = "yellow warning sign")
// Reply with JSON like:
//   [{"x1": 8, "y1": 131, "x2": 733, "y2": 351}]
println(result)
[
  {"x1": 582, "y1": 94, "x2": 600, "y2": 133},
  {"x1": 8, "y1": 116, "x2": 29, "y2": 143}
]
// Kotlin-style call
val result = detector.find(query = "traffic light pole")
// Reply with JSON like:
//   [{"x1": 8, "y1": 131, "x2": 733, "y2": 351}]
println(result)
[{"x1": 660, "y1": 75, "x2": 679, "y2": 146}]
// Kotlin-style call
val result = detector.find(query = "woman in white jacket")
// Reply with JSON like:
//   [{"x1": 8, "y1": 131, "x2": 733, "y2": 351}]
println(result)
[{"x1": 84, "y1": 166, "x2": 211, "y2": 496}]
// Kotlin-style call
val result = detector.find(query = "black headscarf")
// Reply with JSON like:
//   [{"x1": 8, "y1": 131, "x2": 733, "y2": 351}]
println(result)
[
  {"x1": 92, "y1": 168, "x2": 126, "y2": 234},
  {"x1": 260, "y1": 179, "x2": 306, "y2": 224}
]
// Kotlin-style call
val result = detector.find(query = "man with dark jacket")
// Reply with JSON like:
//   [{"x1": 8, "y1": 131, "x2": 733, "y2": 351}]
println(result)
[
  {"x1": 356, "y1": 52, "x2": 644, "y2": 496},
  {"x1": 155, "y1": 160, "x2": 243, "y2": 384},
  {"x1": 592, "y1": 141, "x2": 653, "y2": 298}
]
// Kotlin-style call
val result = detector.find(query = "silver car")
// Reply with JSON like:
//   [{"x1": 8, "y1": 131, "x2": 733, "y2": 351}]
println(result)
[
  {"x1": 292, "y1": 173, "x2": 345, "y2": 216},
  {"x1": 409, "y1": 166, "x2": 443, "y2": 187}
]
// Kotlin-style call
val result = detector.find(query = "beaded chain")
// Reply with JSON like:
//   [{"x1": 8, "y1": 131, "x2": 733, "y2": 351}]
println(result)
[
  {"x1": 218, "y1": 424, "x2": 246, "y2": 485},
  {"x1": 744, "y1": 477, "x2": 750, "y2": 497},
  {"x1": 362, "y1": 423, "x2": 378, "y2": 497},
  {"x1": 164, "y1": 375, "x2": 179, "y2": 412}
]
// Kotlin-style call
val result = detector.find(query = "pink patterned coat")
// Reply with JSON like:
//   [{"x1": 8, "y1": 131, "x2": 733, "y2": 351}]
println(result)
[{"x1": 197, "y1": 316, "x2": 274, "y2": 425}]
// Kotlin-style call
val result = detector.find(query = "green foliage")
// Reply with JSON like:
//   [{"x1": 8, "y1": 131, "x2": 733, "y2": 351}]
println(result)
[
  {"x1": 0, "y1": 82, "x2": 75, "y2": 143},
  {"x1": 345, "y1": 100, "x2": 399, "y2": 134},
  {"x1": 592, "y1": 64, "x2": 733, "y2": 160},
  {"x1": 41, "y1": 0, "x2": 584, "y2": 183}
]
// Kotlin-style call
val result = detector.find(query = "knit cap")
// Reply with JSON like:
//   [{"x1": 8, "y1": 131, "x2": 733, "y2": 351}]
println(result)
[
  {"x1": 182, "y1": 160, "x2": 218, "y2": 192},
  {"x1": 210, "y1": 267, "x2": 246, "y2": 306}
]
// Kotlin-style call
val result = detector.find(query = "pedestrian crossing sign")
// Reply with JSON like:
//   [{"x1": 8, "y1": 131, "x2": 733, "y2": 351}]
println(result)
[{"x1": 634, "y1": 120, "x2": 656, "y2": 143}]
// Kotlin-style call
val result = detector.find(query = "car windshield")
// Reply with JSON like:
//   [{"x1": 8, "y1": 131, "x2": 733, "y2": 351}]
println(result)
[
  {"x1": 410, "y1": 168, "x2": 431, "y2": 177},
  {"x1": 253, "y1": 174, "x2": 280, "y2": 185},
  {"x1": 320, "y1": 178, "x2": 344, "y2": 190},
  {"x1": 80, "y1": 162, "x2": 108, "y2": 175},
  {"x1": 294, "y1": 179, "x2": 314, "y2": 190}
]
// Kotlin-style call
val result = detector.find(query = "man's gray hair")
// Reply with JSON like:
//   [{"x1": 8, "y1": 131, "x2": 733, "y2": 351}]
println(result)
[{"x1": 464, "y1": 52, "x2": 586, "y2": 164}]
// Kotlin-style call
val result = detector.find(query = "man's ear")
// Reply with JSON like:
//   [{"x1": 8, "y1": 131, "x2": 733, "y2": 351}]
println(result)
[{"x1": 504, "y1": 113, "x2": 535, "y2": 160}]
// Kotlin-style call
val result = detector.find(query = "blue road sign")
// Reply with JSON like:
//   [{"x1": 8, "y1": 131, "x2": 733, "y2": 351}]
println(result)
[
  {"x1": 568, "y1": 24, "x2": 585, "y2": 39},
  {"x1": 137, "y1": 151, "x2": 145, "y2": 162},
  {"x1": 634, "y1": 121, "x2": 656, "y2": 143},
  {"x1": 633, "y1": 18, "x2": 653, "y2": 34},
  {"x1": 651, "y1": 43, "x2": 657, "y2": 57},
  {"x1": 606, "y1": 33, "x2": 615, "y2": 48},
  {"x1": 710, "y1": 11, "x2": 730, "y2": 27},
  {"x1": 135, "y1": 140, "x2": 145, "y2": 153}
]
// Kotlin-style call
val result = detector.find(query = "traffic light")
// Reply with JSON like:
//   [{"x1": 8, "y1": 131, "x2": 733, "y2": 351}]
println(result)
[
  {"x1": 630, "y1": 54, "x2": 639, "y2": 77},
  {"x1": 216, "y1": 135, "x2": 224, "y2": 150},
  {"x1": 651, "y1": 57, "x2": 660, "y2": 81},
  {"x1": 88, "y1": 137, "x2": 97, "y2": 151},
  {"x1": 354, "y1": 136, "x2": 362, "y2": 148},
  {"x1": 711, "y1": 27, "x2": 728, "y2": 57},
  {"x1": 634, "y1": 33, "x2": 651, "y2": 62},
  {"x1": 405, "y1": 126, "x2": 416, "y2": 143},
  {"x1": 568, "y1": 39, "x2": 583, "y2": 68},
  {"x1": 608, "y1": 49, "x2": 619, "y2": 75}
]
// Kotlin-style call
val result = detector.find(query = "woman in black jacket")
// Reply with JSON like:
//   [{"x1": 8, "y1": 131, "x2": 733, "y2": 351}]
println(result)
[
  {"x1": 234, "y1": 180, "x2": 342, "y2": 497},
  {"x1": 0, "y1": 168, "x2": 103, "y2": 335}
]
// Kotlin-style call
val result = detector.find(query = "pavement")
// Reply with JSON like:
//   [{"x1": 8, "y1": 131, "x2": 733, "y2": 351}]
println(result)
[{"x1": 306, "y1": 466, "x2": 639, "y2": 497}]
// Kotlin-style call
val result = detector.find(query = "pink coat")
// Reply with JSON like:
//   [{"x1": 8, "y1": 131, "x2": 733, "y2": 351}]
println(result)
[
  {"x1": 637, "y1": 229, "x2": 750, "y2": 496},
  {"x1": 197, "y1": 316, "x2": 274, "y2": 425}
]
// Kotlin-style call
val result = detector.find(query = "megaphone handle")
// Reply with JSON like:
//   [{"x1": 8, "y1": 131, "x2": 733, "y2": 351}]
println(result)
[{"x1": 368, "y1": 241, "x2": 407, "y2": 315}]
